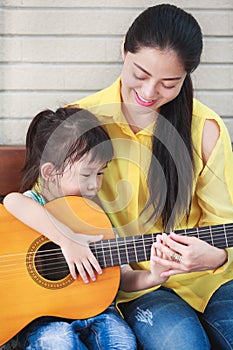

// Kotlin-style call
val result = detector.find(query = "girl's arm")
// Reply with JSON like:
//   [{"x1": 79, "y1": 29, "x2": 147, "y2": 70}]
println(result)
[
  {"x1": 3, "y1": 192, "x2": 103, "y2": 283},
  {"x1": 120, "y1": 241, "x2": 169, "y2": 292}
]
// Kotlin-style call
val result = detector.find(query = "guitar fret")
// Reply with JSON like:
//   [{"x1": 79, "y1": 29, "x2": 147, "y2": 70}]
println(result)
[
  {"x1": 115, "y1": 238, "x2": 121, "y2": 265},
  {"x1": 145, "y1": 234, "x2": 154, "y2": 260},
  {"x1": 134, "y1": 236, "x2": 145, "y2": 262},
  {"x1": 142, "y1": 235, "x2": 147, "y2": 261},
  {"x1": 108, "y1": 239, "x2": 114, "y2": 267},
  {"x1": 133, "y1": 236, "x2": 138, "y2": 262},
  {"x1": 226, "y1": 226, "x2": 233, "y2": 248},
  {"x1": 126, "y1": 236, "x2": 137, "y2": 262},
  {"x1": 100, "y1": 240, "x2": 106, "y2": 268},
  {"x1": 224, "y1": 224, "x2": 229, "y2": 248},
  {"x1": 109, "y1": 239, "x2": 121, "y2": 266},
  {"x1": 209, "y1": 226, "x2": 214, "y2": 246},
  {"x1": 211, "y1": 225, "x2": 223, "y2": 248},
  {"x1": 92, "y1": 242, "x2": 99, "y2": 262},
  {"x1": 117, "y1": 237, "x2": 129, "y2": 265},
  {"x1": 199, "y1": 226, "x2": 212, "y2": 246},
  {"x1": 124, "y1": 237, "x2": 130, "y2": 264},
  {"x1": 211, "y1": 224, "x2": 228, "y2": 249}
]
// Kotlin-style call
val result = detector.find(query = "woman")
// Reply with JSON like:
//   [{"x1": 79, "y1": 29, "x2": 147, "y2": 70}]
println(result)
[{"x1": 67, "y1": 4, "x2": 233, "y2": 349}]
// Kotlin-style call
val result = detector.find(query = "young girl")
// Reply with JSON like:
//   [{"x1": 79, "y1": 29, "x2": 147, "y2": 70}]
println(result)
[{"x1": 3, "y1": 107, "x2": 137, "y2": 350}]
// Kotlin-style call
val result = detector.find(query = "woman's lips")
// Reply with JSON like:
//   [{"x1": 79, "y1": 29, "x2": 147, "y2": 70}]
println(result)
[{"x1": 134, "y1": 91, "x2": 156, "y2": 107}]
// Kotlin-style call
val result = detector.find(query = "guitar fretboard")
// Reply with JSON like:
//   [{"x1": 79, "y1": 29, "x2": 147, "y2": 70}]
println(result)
[{"x1": 89, "y1": 223, "x2": 233, "y2": 269}]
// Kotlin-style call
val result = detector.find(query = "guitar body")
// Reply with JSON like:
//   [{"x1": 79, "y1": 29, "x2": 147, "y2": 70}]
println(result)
[{"x1": 0, "y1": 196, "x2": 120, "y2": 345}]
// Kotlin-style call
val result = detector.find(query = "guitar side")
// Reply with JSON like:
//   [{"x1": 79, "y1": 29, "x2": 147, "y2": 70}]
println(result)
[{"x1": 0, "y1": 197, "x2": 120, "y2": 346}]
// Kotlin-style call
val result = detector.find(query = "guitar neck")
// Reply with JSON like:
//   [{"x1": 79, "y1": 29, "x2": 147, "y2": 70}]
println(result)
[{"x1": 90, "y1": 223, "x2": 233, "y2": 268}]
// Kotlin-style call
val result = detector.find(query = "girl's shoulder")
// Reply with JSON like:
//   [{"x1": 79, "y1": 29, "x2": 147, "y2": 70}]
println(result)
[{"x1": 23, "y1": 190, "x2": 46, "y2": 205}]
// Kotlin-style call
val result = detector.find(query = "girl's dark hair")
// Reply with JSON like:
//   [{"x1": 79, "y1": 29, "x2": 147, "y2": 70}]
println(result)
[
  {"x1": 124, "y1": 4, "x2": 203, "y2": 230},
  {"x1": 21, "y1": 107, "x2": 114, "y2": 191}
]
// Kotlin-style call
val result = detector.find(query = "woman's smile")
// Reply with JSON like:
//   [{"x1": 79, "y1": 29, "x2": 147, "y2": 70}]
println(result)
[{"x1": 134, "y1": 90, "x2": 157, "y2": 107}]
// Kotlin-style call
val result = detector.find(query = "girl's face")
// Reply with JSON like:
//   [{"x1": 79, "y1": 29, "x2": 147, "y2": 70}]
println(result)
[
  {"x1": 43, "y1": 152, "x2": 107, "y2": 201},
  {"x1": 120, "y1": 47, "x2": 186, "y2": 125}
]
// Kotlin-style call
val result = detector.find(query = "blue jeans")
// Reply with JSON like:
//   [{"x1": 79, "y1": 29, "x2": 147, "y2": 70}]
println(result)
[
  {"x1": 120, "y1": 280, "x2": 233, "y2": 350},
  {"x1": 18, "y1": 307, "x2": 136, "y2": 350}
]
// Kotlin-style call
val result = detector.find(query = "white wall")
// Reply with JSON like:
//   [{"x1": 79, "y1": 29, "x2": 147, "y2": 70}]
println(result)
[{"x1": 0, "y1": 0, "x2": 232, "y2": 144}]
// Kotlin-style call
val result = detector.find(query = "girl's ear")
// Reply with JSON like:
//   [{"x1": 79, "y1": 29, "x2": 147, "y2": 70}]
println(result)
[{"x1": 40, "y1": 162, "x2": 55, "y2": 180}]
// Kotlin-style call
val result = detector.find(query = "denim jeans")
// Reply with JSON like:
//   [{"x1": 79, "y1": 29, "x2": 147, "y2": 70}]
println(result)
[
  {"x1": 18, "y1": 307, "x2": 136, "y2": 350},
  {"x1": 120, "y1": 280, "x2": 233, "y2": 350}
]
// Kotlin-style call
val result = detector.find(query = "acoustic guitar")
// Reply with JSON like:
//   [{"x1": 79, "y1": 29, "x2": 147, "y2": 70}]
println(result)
[{"x1": 0, "y1": 195, "x2": 233, "y2": 345}]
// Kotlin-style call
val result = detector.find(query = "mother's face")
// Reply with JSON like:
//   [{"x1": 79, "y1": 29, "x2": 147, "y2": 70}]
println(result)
[{"x1": 121, "y1": 47, "x2": 187, "y2": 115}]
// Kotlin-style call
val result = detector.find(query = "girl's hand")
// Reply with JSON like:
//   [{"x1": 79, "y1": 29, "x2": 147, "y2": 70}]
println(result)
[
  {"x1": 45, "y1": 211, "x2": 104, "y2": 283},
  {"x1": 61, "y1": 233, "x2": 103, "y2": 283},
  {"x1": 153, "y1": 232, "x2": 227, "y2": 278},
  {"x1": 3, "y1": 193, "x2": 104, "y2": 283},
  {"x1": 149, "y1": 235, "x2": 170, "y2": 284}
]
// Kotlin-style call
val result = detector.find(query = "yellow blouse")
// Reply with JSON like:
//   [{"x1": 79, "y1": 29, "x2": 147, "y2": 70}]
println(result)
[{"x1": 68, "y1": 77, "x2": 233, "y2": 312}]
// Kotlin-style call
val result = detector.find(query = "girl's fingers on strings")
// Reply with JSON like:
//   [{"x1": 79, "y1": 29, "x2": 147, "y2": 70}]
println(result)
[
  {"x1": 67, "y1": 262, "x2": 77, "y2": 280},
  {"x1": 88, "y1": 255, "x2": 103, "y2": 275},
  {"x1": 82, "y1": 259, "x2": 97, "y2": 282}
]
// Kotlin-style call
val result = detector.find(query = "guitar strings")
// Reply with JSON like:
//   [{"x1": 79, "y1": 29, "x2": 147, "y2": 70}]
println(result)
[
  {"x1": 1, "y1": 225, "x2": 233, "y2": 266},
  {"x1": 1, "y1": 226, "x2": 233, "y2": 281},
  {"x1": 1, "y1": 230, "x2": 233, "y2": 281}
]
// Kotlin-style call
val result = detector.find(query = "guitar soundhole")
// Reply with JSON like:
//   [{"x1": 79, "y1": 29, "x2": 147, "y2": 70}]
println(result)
[
  {"x1": 35, "y1": 242, "x2": 69, "y2": 281},
  {"x1": 27, "y1": 236, "x2": 74, "y2": 289}
]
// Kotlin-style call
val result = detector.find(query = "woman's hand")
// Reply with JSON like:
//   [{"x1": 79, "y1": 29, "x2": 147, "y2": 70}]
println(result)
[{"x1": 153, "y1": 232, "x2": 227, "y2": 278}]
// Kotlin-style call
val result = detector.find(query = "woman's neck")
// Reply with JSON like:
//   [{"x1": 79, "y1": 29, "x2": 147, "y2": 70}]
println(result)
[{"x1": 121, "y1": 103, "x2": 158, "y2": 133}]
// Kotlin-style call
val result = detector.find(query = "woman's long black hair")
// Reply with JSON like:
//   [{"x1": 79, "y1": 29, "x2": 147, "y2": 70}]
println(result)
[{"x1": 124, "y1": 4, "x2": 203, "y2": 230}]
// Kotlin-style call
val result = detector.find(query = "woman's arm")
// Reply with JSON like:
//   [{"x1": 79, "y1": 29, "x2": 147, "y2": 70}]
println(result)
[{"x1": 3, "y1": 192, "x2": 103, "y2": 283}]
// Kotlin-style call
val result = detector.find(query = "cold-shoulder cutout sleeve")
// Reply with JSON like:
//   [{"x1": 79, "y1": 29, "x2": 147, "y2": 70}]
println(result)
[
  {"x1": 201, "y1": 119, "x2": 220, "y2": 165},
  {"x1": 196, "y1": 118, "x2": 233, "y2": 227}
]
